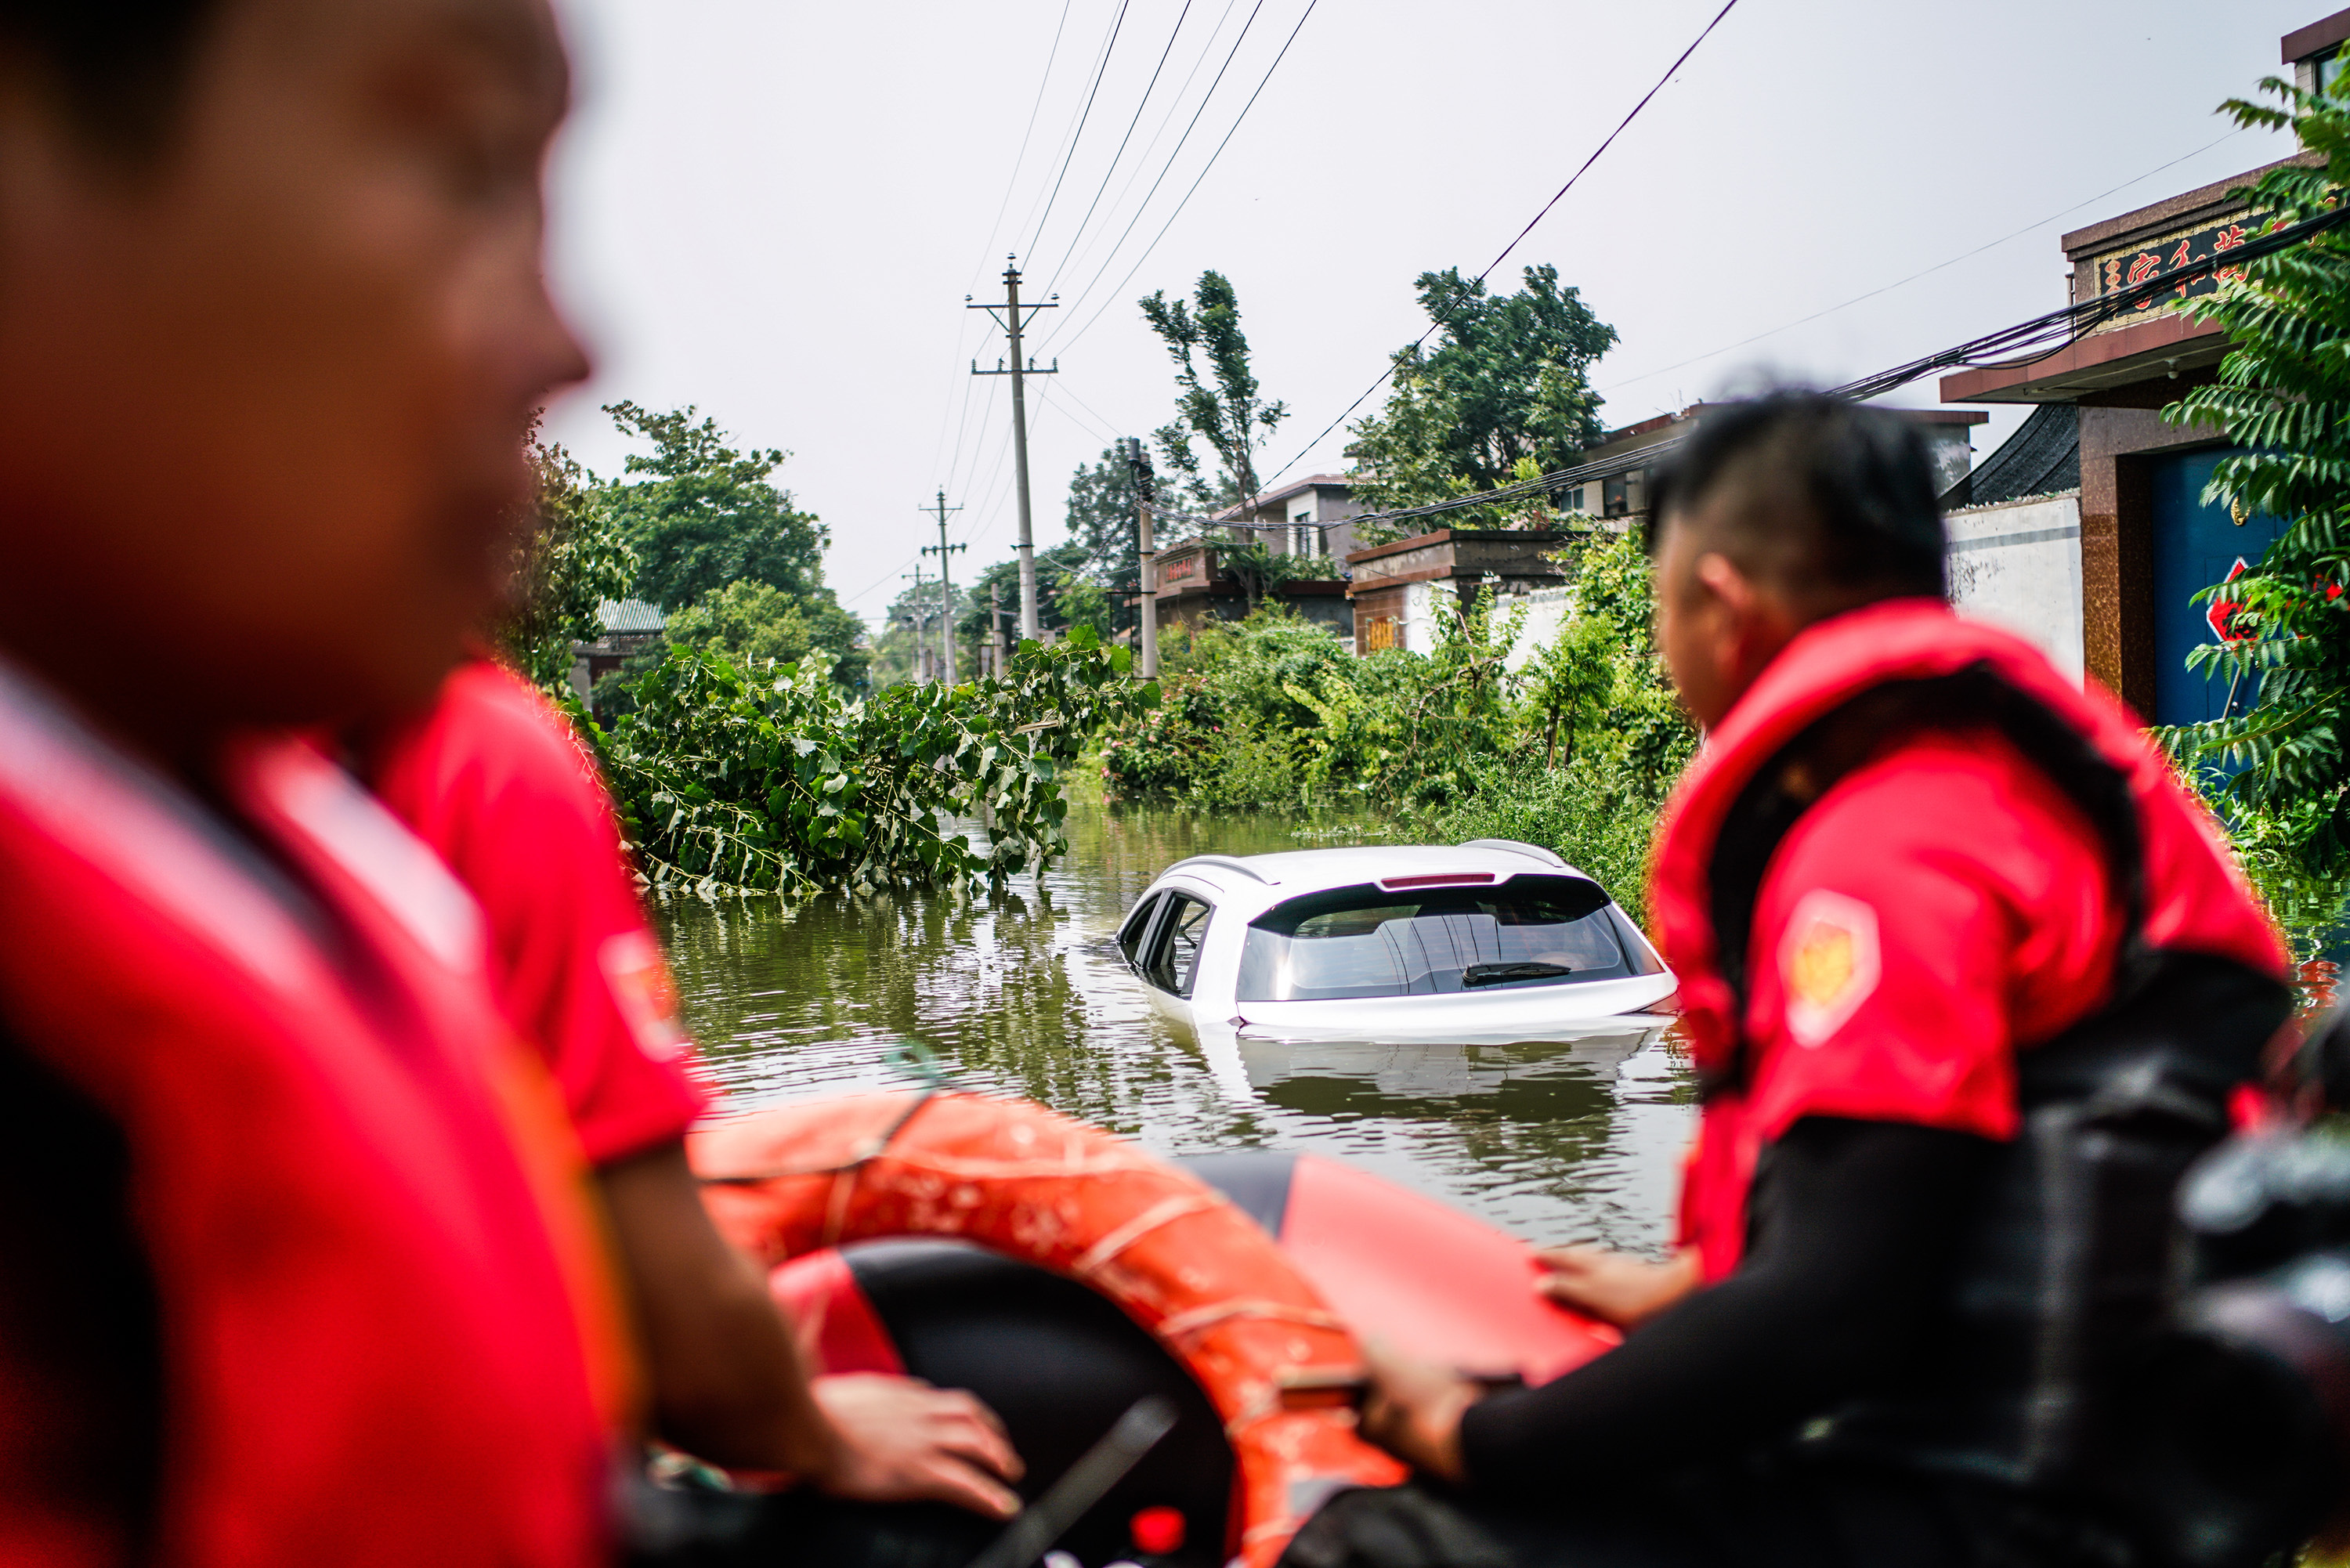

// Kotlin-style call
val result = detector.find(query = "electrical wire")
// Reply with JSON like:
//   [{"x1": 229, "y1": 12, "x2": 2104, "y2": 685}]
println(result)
[
  {"x1": 1594, "y1": 125, "x2": 2253, "y2": 399},
  {"x1": 1048, "y1": 0, "x2": 1319, "y2": 353},
  {"x1": 1043, "y1": 0, "x2": 1246, "y2": 299},
  {"x1": 1253, "y1": 0, "x2": 1741, "y2": 492},
  {"x1": 1023, "y1": 0, "x2": 1136, "y2": 266},
  {"x1": 1030, "y1": 0, "x2": 1274, "y2": 348},
  {"x1": 1038, "y1": 0, "x2": 1198, "y2": 289},
  {"x1": 1308, "y1": 201, "x2": 2350, "y2": 535}
]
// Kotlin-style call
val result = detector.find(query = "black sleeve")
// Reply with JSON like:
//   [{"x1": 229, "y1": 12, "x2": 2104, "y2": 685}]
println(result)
[{"x1": 1455, "y1": 1115, "x2": 1994, "y2": 1500}]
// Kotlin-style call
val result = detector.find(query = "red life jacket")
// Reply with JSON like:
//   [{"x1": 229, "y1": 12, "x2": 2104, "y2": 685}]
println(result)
[
  {"x1": 0, "y1": 660, "x2": 616, "y2": 1568},
  {"x1": 1647, "y1": 599, "x2": 2291, "y2": 1489}
]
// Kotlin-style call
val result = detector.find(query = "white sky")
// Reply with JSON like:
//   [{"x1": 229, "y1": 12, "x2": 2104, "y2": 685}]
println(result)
[{"x1": 540, "y1": 0, "x2": 2315, "y2": 630}]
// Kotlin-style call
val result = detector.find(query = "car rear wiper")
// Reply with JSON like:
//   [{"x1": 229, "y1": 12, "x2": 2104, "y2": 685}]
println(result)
[{"x1": 1461, "y1": 962, "x2": 1573, "y2": 987}]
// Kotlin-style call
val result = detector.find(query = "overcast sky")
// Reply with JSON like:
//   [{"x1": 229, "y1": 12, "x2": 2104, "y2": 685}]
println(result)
[{"x1": 540, "y1": 0, "x2": 2315, "y2": 630}]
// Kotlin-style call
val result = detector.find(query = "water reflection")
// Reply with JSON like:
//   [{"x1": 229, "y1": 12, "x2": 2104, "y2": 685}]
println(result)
[{"x1": 657, "y1": 802, "x2": 1696, "y2": 1249}]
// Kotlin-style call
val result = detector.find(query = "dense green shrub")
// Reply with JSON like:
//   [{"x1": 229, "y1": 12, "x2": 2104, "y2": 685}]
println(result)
[
  {"x1": 1097, "y1": 530, "x2": 1697, "y2": 913},
  {"x1": 587, "y1": 628, "x2": 1154, "y2": 898},
  {"x1": 1407, "y1": 758, "x2": 1658, "y2": 925}
]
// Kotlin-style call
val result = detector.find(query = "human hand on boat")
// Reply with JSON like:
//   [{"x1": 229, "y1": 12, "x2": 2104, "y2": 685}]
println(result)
[
  {"x1": 1357, "y1": 1339, "x2": 1475, "y2": 1484},
  {"x1": 1531, "y1": 1245, "x2": 1700, "y2": 1328},
  {"x1": 809, "y1": 1372, "x2": 1026, "y2": 1519}
]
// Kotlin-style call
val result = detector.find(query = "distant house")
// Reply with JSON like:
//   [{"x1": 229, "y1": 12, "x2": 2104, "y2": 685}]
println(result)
[
  {"x1": 1149, "y1": 540, "x2": 1351, "y2": 640},
  {"x1": 1935, "y1": 6, "x2": 2344, "y2": 721},
  {"x1": 1344, "y1": 528, "x2": 1573, "y2": 656},
  {"x1": 1561, "y1": 403, "x2": 1984, "y2": 531},
  {"x1": 569, "y1": 598, "x2": 664, "y2": 698},
  {"x1": 1209, "y1": 475, "x2": 1366, "y2": 562}
]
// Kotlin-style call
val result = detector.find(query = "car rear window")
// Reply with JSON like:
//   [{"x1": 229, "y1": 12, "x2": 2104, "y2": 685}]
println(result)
[{"x1": 1234, "y1": 876, "x2": 1658, "y2": 1003}]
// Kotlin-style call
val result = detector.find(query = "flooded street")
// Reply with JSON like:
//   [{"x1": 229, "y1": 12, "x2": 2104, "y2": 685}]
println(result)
[{"x1": 659, "y1": 801, "x2": 1696, "y2": 1250}]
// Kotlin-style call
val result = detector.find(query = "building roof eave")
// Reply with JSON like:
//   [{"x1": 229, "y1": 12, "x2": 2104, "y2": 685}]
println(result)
[{"x1": 1939, "y1": 311, "x2": 2227, "y2": 404}]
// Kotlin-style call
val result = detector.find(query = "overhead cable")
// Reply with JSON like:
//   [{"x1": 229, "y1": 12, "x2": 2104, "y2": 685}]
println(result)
[
  {"x1": 1039, "y1": 0, "x2": 1199, "y2": 288},
  {"x1": 1036, "y1": 0, "x2": 1292, "y2": 349},
  {"x1": 1252, "y1": 0, "x2": 1741, "y2": 493},
  {"x1": 1596, "y1": 125, "x2": 2252, "y2": 399},
  {"x1": 1023, "y1": 0, "x2": 1136, "y2": 265},
  {"x1": 1282, "y1": 201, "x2": 2350, "y2": 537}
]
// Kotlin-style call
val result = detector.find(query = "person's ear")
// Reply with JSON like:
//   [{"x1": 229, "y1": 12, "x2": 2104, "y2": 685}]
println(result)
[{"x1": 1691, "y1": 551, "x2": 1757, "y2": 625}]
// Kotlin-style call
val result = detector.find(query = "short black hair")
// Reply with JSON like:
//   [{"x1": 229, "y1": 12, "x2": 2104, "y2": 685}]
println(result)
[
  {"x1": 1649, "y1": 392, "x2": 1947, "y2": 602},
  {"x1": 0, "y1": 1, "x2": 222, "y2": 157}
]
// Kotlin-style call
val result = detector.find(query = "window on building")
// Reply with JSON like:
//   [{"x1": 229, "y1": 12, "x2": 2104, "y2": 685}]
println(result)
[
  {"x1": 1563, "y1": 486, "x2": 1586, "y2": 513},
  {"x1": 2322, "y1": 46, "x2": 2345, "y2": 92},
  {"x1": 1602, "y1": 474, "x2": 1629, "y2": 517}
]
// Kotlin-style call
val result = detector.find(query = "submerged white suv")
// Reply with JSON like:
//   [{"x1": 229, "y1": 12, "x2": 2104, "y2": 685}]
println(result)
[{"x1": 1115, "y1": 840, "x2": 1677, "y2": 1042}]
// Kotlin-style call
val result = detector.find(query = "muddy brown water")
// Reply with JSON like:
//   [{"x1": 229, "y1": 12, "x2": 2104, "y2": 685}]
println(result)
[{"x1": 656, "y1": 800, "x2": 1697, "y2": 1251}]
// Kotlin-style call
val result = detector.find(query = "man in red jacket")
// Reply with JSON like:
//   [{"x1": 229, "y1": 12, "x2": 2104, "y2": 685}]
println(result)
[
  {"x1": 1350, "y1": 394, "x2": 2292, "y2": 1566},
  {"x1": 0, "y1": 2, "x2": 624, "y2": 1565}
]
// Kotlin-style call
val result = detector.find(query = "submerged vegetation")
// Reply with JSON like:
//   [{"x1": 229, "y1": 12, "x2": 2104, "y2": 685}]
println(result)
[{"x1": 585, "y1": 630, "x2": 1153, "y2": 898}]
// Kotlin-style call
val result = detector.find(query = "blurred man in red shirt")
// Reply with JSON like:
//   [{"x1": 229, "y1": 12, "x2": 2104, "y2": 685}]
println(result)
[
  {"x1": 0, "y1": 2, "x2": 634, "y2": 1564},
  {"x1": 365, "y1": 659, "x2": 1023, "y2": 1517}
]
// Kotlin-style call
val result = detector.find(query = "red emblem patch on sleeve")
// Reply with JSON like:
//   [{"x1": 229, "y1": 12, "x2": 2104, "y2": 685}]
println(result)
[{"x1": 1777, "y1": 889, "x2": 1881, "y2": 1047}]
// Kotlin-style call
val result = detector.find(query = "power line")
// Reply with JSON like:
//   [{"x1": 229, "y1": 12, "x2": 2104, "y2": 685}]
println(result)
[
  {"x1": 1023, "y1": 0, "x2": 1136, "y2": 265},
  {"x1": 1032, "y1": 0, "x2": 1276, "y2": 347},
  {"x1": 1049, "y1": 0, "x2": 1323, "y2": 352},
  {"x1": 1254, "y1": 0, "x2": 1741, "y2": 491},
  {"x1": 930, "y1": 2, "x2": 1073, "y2": 516},
  {"x1": 971, "y1": 0, "x2": 1076, "y2": 291},
  {"x1": 1312, "y1": 200, "x2": 2350, "y2": 533},
  {"x1": 1594, "y1": 125, "x2": 2252, "y2": 399},
  {"x1": 1039, "y1": 0, "x2": 1199, "y2": 289},
  {"x1": 1043, "y1": 0, "x2": 1246, "y2": 299}
]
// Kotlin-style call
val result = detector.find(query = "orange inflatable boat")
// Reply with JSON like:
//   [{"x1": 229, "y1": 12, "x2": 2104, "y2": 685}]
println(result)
[{"x1": 691, "y1": 1093, "x2": 1618, "y2": 1568}]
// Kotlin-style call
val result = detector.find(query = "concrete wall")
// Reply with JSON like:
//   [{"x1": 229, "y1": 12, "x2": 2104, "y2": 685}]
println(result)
[
  {"x1": 1944, "y1": 490, "x2": 2084, "y2": 681},
  {"x1": 1502, "y1": 586, "x2": 1574, "y2": 672}
]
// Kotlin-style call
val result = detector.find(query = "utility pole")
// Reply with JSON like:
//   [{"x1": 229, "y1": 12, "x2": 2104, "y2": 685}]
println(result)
[
  {"x1": 902, "y1": 564, "x2": 927, "y2": 685},
  {"x1": 989, "y1": 580, "x2": 1005, "y2": 677},
  {"x1": 916, "y1": 488, "x2": 967, "y2": 686},
  {"x1": 1123, "y1": 436, "x2": 1159, "y2": 679},
  {"x1": 970, "y1": 257, "x2": 1056, "y2": 641}
]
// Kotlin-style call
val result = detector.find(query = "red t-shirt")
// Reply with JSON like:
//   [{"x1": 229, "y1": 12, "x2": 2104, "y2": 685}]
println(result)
[
  {"x1": 369, "y1": 663, "x2": 707, "y2": 1165},
  {"x1": 1656, "y1": 603, "x2": 2287, "y2": 1281}
]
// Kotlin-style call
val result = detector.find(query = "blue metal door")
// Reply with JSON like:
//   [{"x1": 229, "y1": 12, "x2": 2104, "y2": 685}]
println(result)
[{"x1": 2149, "y1": 447, "x2": 2287, "y2": 728}]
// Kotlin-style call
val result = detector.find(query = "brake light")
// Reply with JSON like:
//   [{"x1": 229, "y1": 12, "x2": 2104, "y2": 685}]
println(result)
[{"x1": 1379, "y1": 872, "x2": 1497, "y2": 890}]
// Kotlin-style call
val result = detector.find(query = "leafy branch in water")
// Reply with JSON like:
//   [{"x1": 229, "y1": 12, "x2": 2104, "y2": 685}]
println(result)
[{"x1": 584, "y1": 629, "x2": 1157, "y2": 898}]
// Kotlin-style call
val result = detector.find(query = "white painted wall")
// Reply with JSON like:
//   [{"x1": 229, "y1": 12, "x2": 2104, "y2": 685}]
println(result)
[
  {"x1": 1502, "y1": 586, "x2": 1574, "y2": 671},
  {"x1": 1943, "y1": 490, "x2": 2084, "y2": 681},
  {"x1": 1402, "y1": 580, "x2": 1441, "y2": 655}
]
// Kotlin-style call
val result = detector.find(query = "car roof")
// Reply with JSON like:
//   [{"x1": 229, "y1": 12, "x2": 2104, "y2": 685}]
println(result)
[{"x1": 1150, "y1": 842, "x2": 1606, "y2": 902}]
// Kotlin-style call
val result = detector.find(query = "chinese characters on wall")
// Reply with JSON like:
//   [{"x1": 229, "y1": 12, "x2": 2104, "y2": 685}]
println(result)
[{"x1": 2095, "y1": 217, "x2": 2266, "y2": 313}]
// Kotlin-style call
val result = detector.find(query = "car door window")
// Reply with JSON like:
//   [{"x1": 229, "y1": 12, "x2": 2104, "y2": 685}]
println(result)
[
  {"x1": 1118, "y1": 894, "x2": 1162, "y2": 970},
  {"x1": 1144, "y1": 894, "x2": 1211, "y2": 996}
]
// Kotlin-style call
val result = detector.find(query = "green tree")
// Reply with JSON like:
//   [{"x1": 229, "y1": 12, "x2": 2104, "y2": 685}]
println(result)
[
  {"x1": 494, "y1": 435, "x2": 636, "y2": 696},
  {"x1": 1061, "y1": 446, "x2": 1141, "y2": 634},
  {"x1": 595, "y1": 402, "x2": 828, "y2": 610},
  {"x1": 1219, "y1": 537, "x2": 1338, "y2": 612},
  {"x1": 1139, "y1": 270, "x2": 1286, "y2": 515},
  {"x1": 954, "y1": 544, "x2": 1096, "y2": 668},
  {"x1": 870, "y1": 579, "x2": 967, "y2": 690},
  {"x1": 1347, "y1": 264, "x2": 1617, "y2": 535},
  {"x1": 590, "y1": 631, "x2": 1155, "y2": 897},
  {"x1": 664, "y1": 579, "x2": 870, "y2": 692},
  {"x1": 2164, "y1": 70, "x2": 2350, "y2": 875}
]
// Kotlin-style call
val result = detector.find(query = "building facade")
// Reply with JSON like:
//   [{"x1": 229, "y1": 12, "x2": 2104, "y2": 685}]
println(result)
[{"x1": 1936, "y1": 8, "x2": 2341, "y2": 723}]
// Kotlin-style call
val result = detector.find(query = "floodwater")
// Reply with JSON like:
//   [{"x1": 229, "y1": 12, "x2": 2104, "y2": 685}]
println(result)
[{"x1": 657, "y1": 801, "x2": 1697, "y2": 1252}]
